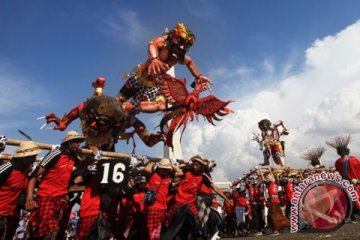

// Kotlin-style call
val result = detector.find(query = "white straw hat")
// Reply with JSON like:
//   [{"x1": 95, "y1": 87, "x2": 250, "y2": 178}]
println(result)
[
  {"x1": 190, "y1": 155, "x2": 206, "y2": 165},
  {"x1": 157, "y1": 158, "x2": 172, "y2": 169},
  {"x1": 13, "y1": 141, "x2": 42, "y2": 158},
  {"x1": 61, "y1": 130, "x2": 85, "y2": 145}
]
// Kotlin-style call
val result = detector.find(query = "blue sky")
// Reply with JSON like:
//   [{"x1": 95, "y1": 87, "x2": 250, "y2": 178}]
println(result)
[{"x1": 1, "y1": 1, "x2": 360, "y2": 180}]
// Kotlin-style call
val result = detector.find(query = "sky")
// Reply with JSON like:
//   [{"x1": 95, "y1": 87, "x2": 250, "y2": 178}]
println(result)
[{"x1": 1, "y1": 0, "x2": 360, "y2": 181}]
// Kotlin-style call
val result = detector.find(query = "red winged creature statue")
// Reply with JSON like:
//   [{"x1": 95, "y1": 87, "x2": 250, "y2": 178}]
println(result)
[{"x1": 158, "y1": 74, "x2": 233, "y2": 148}]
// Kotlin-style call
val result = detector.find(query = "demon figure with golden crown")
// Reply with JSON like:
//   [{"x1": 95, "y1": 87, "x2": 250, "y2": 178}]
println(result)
[{"x1": 116, "y1": 22, "x2": 233, "y2": 147}]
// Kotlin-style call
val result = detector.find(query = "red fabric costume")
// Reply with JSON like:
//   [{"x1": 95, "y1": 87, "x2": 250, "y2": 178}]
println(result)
[
  {"x1": 146, "y1": 172, "x2": 171, "y2": 210},
  {"x1": 123, "y1": 191, "x2": 146, "y2": 239},
  {"x1": 37, "y1": 152, "x2": 75, "y2": 197},
  {"x1": 267, "y1": 182, "x2": 280, "y2": 204},
  {"x1": 146, "y1": 172, "x2": 171, "y2": 240},
  {"x1": 30, "y1": 196, "x2": 69, "y2": 238},
  {"x1": 29, "y1": 149, "x2": 76, "y2": 238},
  {"x1": 223, "y1": 198, "x2": 235, "y2": 215},
  {"x1": 266, "y1": 181, "x2": 289, "y2": 231},
  {"x1": 0, "y1": 163, "x2": 27, "y2": 216},
  {"x1": 233, "y1": 191, "x2": 248, "y2": 207},
  {"x1": 335, "y1": 156, "x2": 360, "y2": 181},
  {"x1": 248, "y1": 184, "x2": 265, "y2": 203},
  {"x1": 284, "y1": 181, "x2": 294, "y2": 205},
  {"x1": 167, "y1": 171, "x2": 212, "y2": 224},
  {"x1": 76, "y1": 182, "x2": 101, "y2": 240},
  {"x1": 0, "y1": 163, "x2": 28, "y2": 239},
  {"x1": 335, "y1": 155, "x2": 360, "y2": 209}
]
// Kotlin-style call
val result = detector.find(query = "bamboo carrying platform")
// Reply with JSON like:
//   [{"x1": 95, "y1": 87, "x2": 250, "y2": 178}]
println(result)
[{"x1": 4, "y1": 138, "x2": 164, "y2": 161}]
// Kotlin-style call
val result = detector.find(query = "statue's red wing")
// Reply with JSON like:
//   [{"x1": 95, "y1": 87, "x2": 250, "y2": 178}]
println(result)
[
  {"x1": 193, "y1": 95, "x2": 234, "y2": 125},
  {"x1": 163, "y1": 109, "x2": 192, "y2": 148},
  {"x1": 158, "y1": 74, "x2": 189, "y2": 104},
  {"x1": 159, "y1": 74, "x2": 234, "y2": 147}
]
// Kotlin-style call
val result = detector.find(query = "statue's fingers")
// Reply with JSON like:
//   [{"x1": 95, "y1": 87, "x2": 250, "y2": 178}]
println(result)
[
  {"x1": 156, "y1": 66, "x2": 162, "y2": 75},
  {"x1": 160, "y1": 64, "x2": 169, "y2": 72},
  {"x1": 148, "y1": 65, "x2": 155, "y2": 76}
]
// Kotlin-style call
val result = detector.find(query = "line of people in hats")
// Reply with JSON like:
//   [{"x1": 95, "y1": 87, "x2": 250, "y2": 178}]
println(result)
[
  {"x1": 221, "y1": 134, "x2": 360, "y2": 237},
  {"x1": 0, "y1": 130, "x2": 231, "y2": 240},
  {"x1": 1, "y1": 130, "x2": 359, "y2": 239},
  {"x1": 221, "y1": 169, "x2": 291, "y2": 237}
]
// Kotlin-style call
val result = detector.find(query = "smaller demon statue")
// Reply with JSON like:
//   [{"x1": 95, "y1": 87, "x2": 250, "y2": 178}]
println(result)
[
  {"x1": 43, "y1": 77, "x2": 163, "y2": 150},
  {"x1": 252, "y1": 119, "x2": 289, "y2": 167}
]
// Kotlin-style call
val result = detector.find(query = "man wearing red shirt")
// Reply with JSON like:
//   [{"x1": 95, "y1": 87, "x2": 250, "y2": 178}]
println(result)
[
  {"x1": 164, "y1": 155, "x2": 229, "y2": 240},
  {"x1": 124, "y1": 175, "x2": 147, "y2": 239},
  {"x1": 326, "y1": 135, "x2": 360, "y2": 220},
  {"x1": 283, "y1": 178, "x2": 294, "y2": 218},
  {"x1": 233, "y1": 179, "x2": 249, "y2": 237},
  {"x1": 144, "y1": 158, "x2": 183, "y2": 240},
  {"x1": 223, "y1": 191, "x2": 235, "y2": 235},
  {"x1": 248, "y1": 179, "x2": 265, "y2": 236},
  {"x1": 26, "y1": 131, "x2": 85, "y2": 240},
  {"x1": 74, "y1": 147, "x2": 121, "y2": 240},
  {"x1": 197, "y1": 159, "x2": 224, "y2": 239},
  {"x1": 75, "y1": 177, "x2": 102, "y2": 240},
  {"x1": 0, "y1": 141, "x2": 42, "y2": 239},
  {"x1": 335, "y1": 152, "x2": 360, "y2": 185},
  {"x1": 326, "y1": 135, "x2": 360, "y2": 184},
  {"x1": 264, "y1": 172, "x2": 289, "y2": 236}
]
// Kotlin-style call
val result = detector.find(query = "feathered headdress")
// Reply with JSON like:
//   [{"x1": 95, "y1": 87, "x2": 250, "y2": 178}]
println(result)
[
  {"x1": 301, "y1": 146, "x2": 326, "y2": 168},
  {"x1": 325, "y1": 135, "x2": 351, "y2": 156}
]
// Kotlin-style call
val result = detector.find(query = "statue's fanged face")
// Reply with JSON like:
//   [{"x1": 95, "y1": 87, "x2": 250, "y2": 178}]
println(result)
[
  {"x1": 80, "y1": 96, "x2": 126, "y2": 147},
  {"x1": 170, "y1": 23, "x2": 195, "y2": 59}
]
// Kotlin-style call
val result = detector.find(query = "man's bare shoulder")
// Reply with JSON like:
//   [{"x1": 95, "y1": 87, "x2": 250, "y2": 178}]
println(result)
[{"x1": 149, "y1": 35, "x2": 167, "y2": 45}]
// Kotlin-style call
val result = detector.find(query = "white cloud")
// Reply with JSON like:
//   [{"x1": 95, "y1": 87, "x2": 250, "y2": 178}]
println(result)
[
  {"x1": 181, "y1": 20, "x2": 360, "y2": 181},
  {"x1": 103, "y1": 9, "x2": 152, "y2": 47},
  {"x1": 0, "y1": 63, "x2": 49, "y2": 133},
  {"x1": 0, "y1": 64, "x2": 47, "y2": 113},
  {"x1": 0, "y1": 61, "x2": 65, "y2": 148},
  {"x1": 209, "y1": 65, "x2": 255, "y2": 81}
]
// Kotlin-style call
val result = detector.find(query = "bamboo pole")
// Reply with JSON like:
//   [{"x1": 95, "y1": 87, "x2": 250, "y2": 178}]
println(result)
[
  {"x1": 69, "y1": 185, "x2": 85, "y2": 192},
  {"x1": 0, "y1": 153, "x2": 43, "y2": 162},
  {"x1": 0, "y1": 153, "x2": 13, "y2": 161},
  {"x1": 6, "y1": 138, "x2": 163, "y2": 162}
]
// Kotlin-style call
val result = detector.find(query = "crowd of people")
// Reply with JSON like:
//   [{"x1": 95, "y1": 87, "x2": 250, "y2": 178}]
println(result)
[
  {"x1": 1, "y1": 130, "x2": 360, "y2": 240},
  {"x1": 0, "y1": 130, "x2": 231, "y2": 240},
  {"x1": 221, "y1": 167, "x2": 340, "y2": 237},
  {"x1": 221, "y1": 134, "x2": 360, "y2": 237}
]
